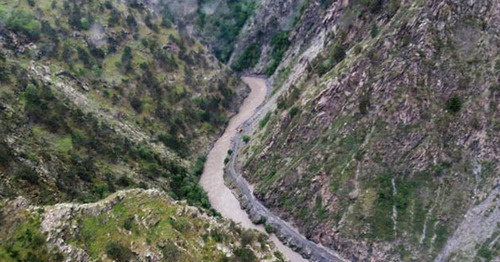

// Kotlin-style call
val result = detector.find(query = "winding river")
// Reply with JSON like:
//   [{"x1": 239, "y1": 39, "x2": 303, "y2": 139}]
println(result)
[{"x1": 200, "y1": 77, "x2": 342, "y2": 262}]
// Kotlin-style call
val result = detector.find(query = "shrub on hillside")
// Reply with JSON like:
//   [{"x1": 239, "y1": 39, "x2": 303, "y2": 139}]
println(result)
[
  {"x1": 0, "y1": 63, "x2": 9, "y2": 82},
  {"x1": 105, "y1": 242, "x2": 133, "y2": 261},
  {"x1": 121, "y1": 46, "x2": 133, "y2": 73},
  {"x1": 232, "y1": 43, "x2": 261, "y2": 71},
  {"x1": 289, "y1": 106, "x2": 299, "y2": 118},
  {"x1": 316, "y1": 43, "x2": 346, "y2": 76},
  {"x1": 0, "y1": 142, "x2": 11, "y2": 166},
  {"x1": 446, "y1": 95, "x2": 462, "y2": 113},
  {"x1": 17, "y1": 166, "x2": 39, "y2": 185},
  {"x1": 159, "y1": 240, "x2": 181, "y2": 260},
  {"x1": 6, "y1": 10, "x2": 41, "y2": 40},
  {"x1": 234, "y1": 247, "x2": 257, "y2": 262},
  {"x1": 265, "y1": 31, "x2": 290, "y2": 76},
  {"x1": 129, "y1": 96, "x2": 143, "y2": 113}
]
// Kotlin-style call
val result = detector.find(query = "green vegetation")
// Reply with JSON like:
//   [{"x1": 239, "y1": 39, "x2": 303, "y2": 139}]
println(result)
[
  {"x1": 359, "y1": 93, "x2": 371, "y2": 115},
  {"x1": 446, "y1": 95, "x2": 463, "y2": 113},
  {"x1": 315, "y1": 43, "x2": 346, "y2": 76},
  {"x1": 0, "y1": 212, "x2": 53, "y2": 261},
  {"x1": 0, "y1": 0, "x2": 238, "y2": 208},
  {"x1": 259, "y1": 111, "x2": 272, "y2": 129},
  {"x1": 232, "y1": 43, "x2": 261, "y2": 71},
  {"x1": 264, "y1": 224, "x2": 277, "y2": 234},
  {"x1": 105, "y1": 242, "x2": 133, "y2": 261},
  {"x1": 367, "y1": 174, "x2": 395, "y2": 241},
  {"x1": 289, "y1": 106, "x2": 300, "y2": 118},
  {"x1": 57, "y1": 192, "x2": 274, "y2": 261},
  {"x1": 243, "y1": 135, "x2": 250, "y2": 143},
  {"x1": 370, "y1": 23, "x2": 379, "y2": 38},
  {"x1": 197, "y1": 0, "x2": 256, "y2": 62},
  {"x1": 234, "y1": 247, "x2": 257, "y2": 262},
  {"x1": 265, "y1": 31, "x2": 290, "y2": 76},
  {"x1": 277, "y1": 85, "x2": 301, "y2": 110},
  {"x1": 6, "y1": 10, "x2": 41, "y2": 40}
]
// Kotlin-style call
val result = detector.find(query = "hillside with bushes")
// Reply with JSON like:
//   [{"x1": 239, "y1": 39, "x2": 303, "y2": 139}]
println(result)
[
  {"x1": 0, "y1": 0, "x2": 277, "y2": 260},
  {"x1": 0, "y1": 189, "x2": 281, "y2": 261},
  {"x1": 0, "y1": 0, "x2": 245, "y2": 206},
  {"x1": 237, "y1": 0, "x2": 499, "y2": 261}
]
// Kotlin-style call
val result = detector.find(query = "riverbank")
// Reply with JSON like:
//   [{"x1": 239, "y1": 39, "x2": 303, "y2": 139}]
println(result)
[
  {"x1": 199, "y1": 77, "x2": 305, "y2": 261},
  {"x1": 200, "y1": 76, "x2": 343, "y2": 262}
]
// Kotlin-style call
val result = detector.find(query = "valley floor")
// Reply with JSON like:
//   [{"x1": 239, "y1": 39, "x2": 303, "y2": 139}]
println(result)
[{"x1": 200, "y1": 77, "x2": 344, "y2": 262}]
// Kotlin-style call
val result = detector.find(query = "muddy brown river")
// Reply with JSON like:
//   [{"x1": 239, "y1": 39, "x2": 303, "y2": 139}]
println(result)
[{"x1": 200, "y1": 77, "x2": 307, "y2": 262}]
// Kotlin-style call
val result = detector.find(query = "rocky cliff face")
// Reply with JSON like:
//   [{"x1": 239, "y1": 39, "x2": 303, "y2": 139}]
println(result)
[{"x1": 238, "y1": 0, "x2": 499, "y2": 261}]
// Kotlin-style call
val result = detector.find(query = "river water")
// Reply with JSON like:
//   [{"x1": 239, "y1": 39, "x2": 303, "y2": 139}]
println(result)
[{"x1": 200, "y1": 77, "x2": 307, "y2": 262}]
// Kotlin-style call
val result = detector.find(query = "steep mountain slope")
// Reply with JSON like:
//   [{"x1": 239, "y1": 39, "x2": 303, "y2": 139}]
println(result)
[
  {"x1": 0, "y1": 0, "x2": 244, "y2": 206},
  {"x1": 0, "y1": 1, "x2": 283, "y2": 260},
  {"x1": 236, "y1": 0, "x2": 499, "y2": 261}
]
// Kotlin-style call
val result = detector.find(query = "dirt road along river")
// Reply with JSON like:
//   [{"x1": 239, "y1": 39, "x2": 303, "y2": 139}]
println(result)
[{"x1": 200, "y1": 77, "x2": 343, "y2": 262}]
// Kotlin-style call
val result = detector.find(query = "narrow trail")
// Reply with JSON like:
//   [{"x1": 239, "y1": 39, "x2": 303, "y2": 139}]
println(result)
[{"x1": 200, "y1": 77, "x2": 344, "y2": 262}]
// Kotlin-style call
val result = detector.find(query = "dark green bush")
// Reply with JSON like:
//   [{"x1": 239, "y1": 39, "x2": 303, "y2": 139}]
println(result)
[
  {"x1": 108, "y1": 9, "x2": 120, "y2": 27},
  {"x1": 126, "y1": 14, "x2": 137, "y2": 28},
  {"x1": 289, "y1": 106, "x2": 299, "y2": 118},
  {"x1": 388, "y1": 0, "x2": 401, "y2": 17},
  {"x1": 234, "y1": 247, "x2": 257, "y2": 262},
  {"x1": 240, "y1": 230, "x2": 255, "y2": 247},
  {"x1": 123, "y1": 216, "x2": 133, "y2": 230},
  {"x1": 121, "y1": 46, "x2": 133, "y2": 73},
  {"x1": 0, "y1": 63, "x2": 9, "y2": 82},
  {"x1": 315, "y1": 43, "x2": 346, "y2": 76},
  {"x1": 210, "y1": 229, "x2": 226, "y2": 243},
  {"x1": 130, "y1": 97, "x2": 143, "y2": 113},
  {"x1": 232, "y1": 43, "x2": 261, "y2": 71},
  {"x1": 17, "y1": 166, "x2": 39, "y2": 185},
  {"x1": 277, "y1": 85, "x2": 301, "y2": 109},
  {"x1": 331, "y1": 44, "x2": 346, "y2": 63},
  {"x1": 446, "y1": 95, "x2": 462, "y2": 113},
  {"x1": 158, "y1": 134, "x2": 187, "y2": 157},
  {"x1": 265, "y1": 31, "x2": 290, "y2": 76},
  {"x1": 105, "y1": 242, "x2": 133, "y2": 261},
  {"x1": 116, "y1": 176, "x2": 132, "y2": 187},
  {"x1": 169, "y1": 217, "x2": 191, "y2": 233},
  {"x1": 370, "y1": 23, "x2": 378, "y2": 38},
  {"x1": 191, "y1": 155, "x2": 206, "y2": 177},
  {"x1": 0, "y1": 142, "x2": 11, "y2": 166},
  {"x1": 6, "y1": 10, "x2": 41, "y2": 40},
  {"x1": 359, "y1": 94, "x2": 371, "y2": 115},
  {"x1": 158, "y1": 240, "x2": 180, "y2": 260},
  {"x1": 265, "y1": 224, "x2": 277, "y2": 234},
  {"x1": 242, "y1": 135, "x2": 250, "y2": 143}
]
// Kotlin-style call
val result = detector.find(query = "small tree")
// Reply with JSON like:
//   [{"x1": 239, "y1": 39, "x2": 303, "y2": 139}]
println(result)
[
  {"x1": 0, "y1": 64, "x2": 9, "y2": 82},
  {"x1": 126, "y1": 14, "x2": 137, "y2": 28},
  {"x1": 121, "y1": 46, "x2": 133, "y2": 73},
  {"x1": 105, "y1": 242, "x2": 133, "y2": 261},
  {"x1": 6, "y1": 10, "x2": 41, "y2": 40},
  {"x1": 289, "y1": 106, "x2": 299, "y2": 118},
  {"x1": 371, "y1": 23, "x2": 378, "y2": 38},
  {"x1": 446, "y1": 95, "x2": 462, "y2": 113},
  {"x1": 232, "y1": 43, "x2": 261, "y2": 71},
  {"x1": 130, "y1": 96, "x2": 143, "y2": 113}
]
